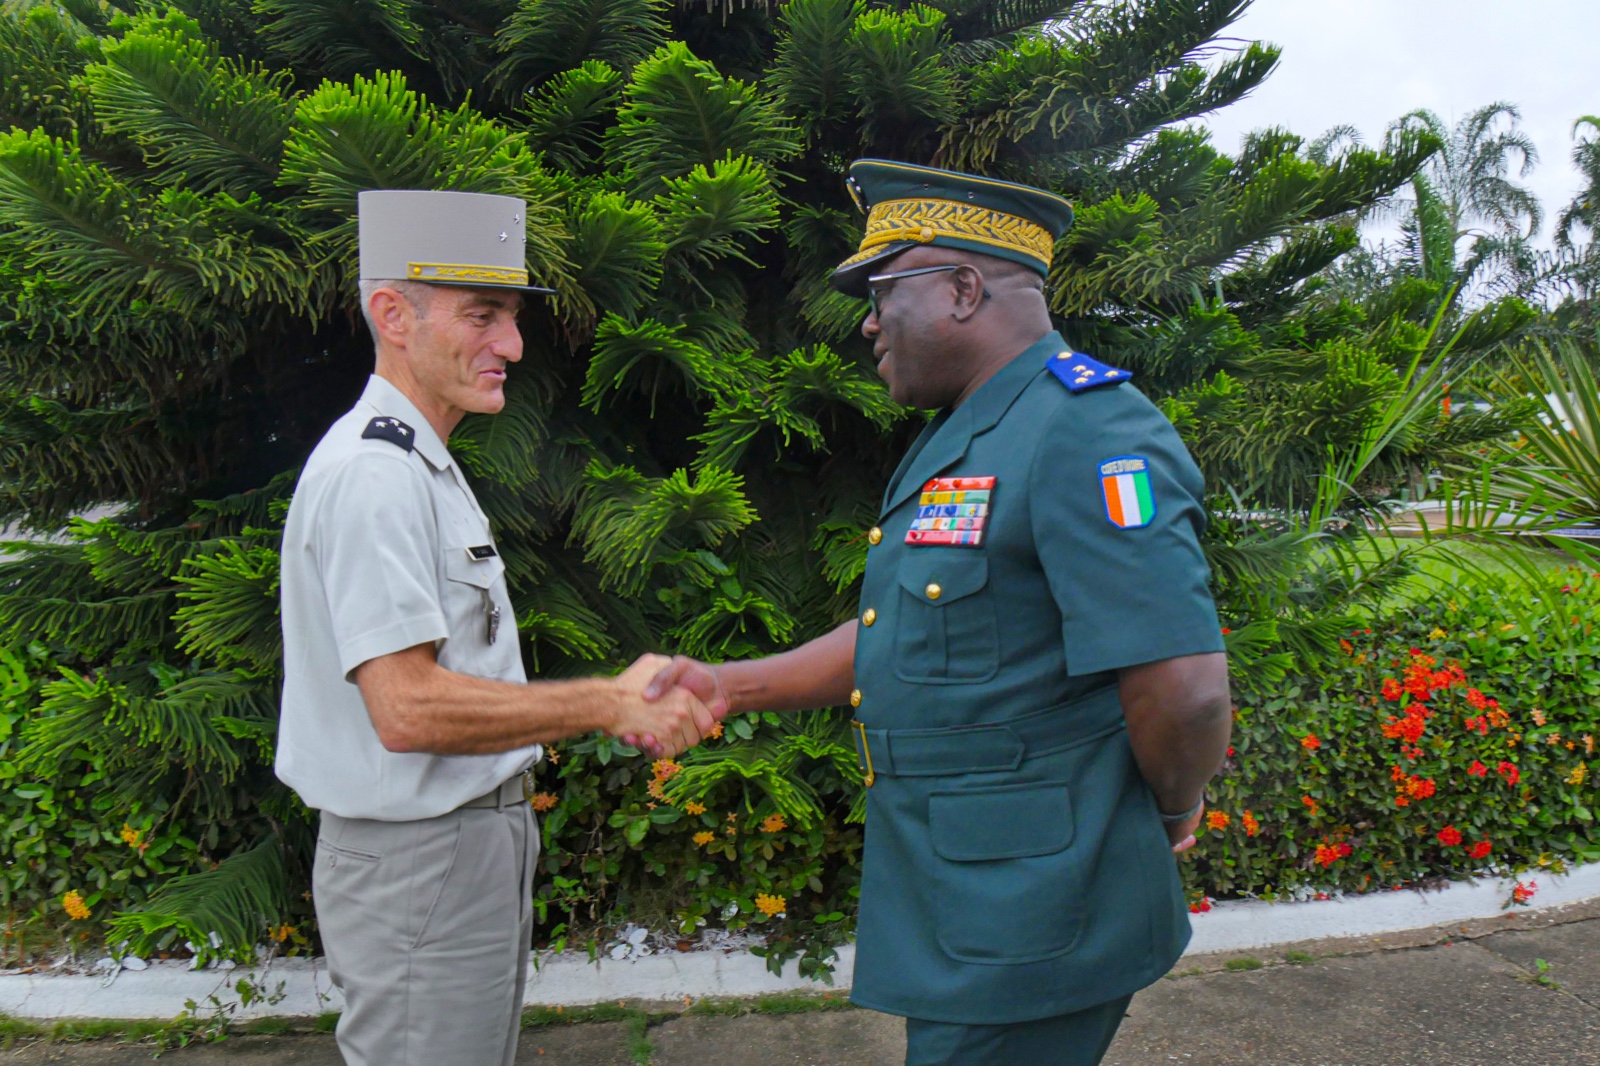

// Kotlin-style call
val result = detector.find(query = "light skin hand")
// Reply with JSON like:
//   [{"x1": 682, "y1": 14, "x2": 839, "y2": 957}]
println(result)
[
  {"x1": 351, "y1": 646, "x2": 712, "y2": 757},
  {"x1": 611, "y1": 654, "x2": 718, "y2": 757}
]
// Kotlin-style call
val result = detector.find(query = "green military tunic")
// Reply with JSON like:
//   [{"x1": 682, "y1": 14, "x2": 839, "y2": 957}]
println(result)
[{"x1": 848, "y1": 330, "x2": 1224, "y2": 1025}]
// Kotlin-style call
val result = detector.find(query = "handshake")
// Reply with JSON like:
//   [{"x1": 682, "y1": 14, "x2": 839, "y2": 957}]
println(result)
[{"x1": 609, "y1": 653, "x2": 728, "y2": 758}]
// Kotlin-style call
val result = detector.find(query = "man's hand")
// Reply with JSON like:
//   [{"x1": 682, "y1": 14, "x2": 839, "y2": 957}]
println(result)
[
  {"x1": 1166, "y1": 803, "x2": 1203, "y2": 855},
  {"x1": 618, "y1": 656, "x2": 729, "y2": 753},
  {"x1": 611, "y1": 654, "x2": 717, "y2": 757},
  {"x1": 643, "y1": 656, "x2": 729, "y2": 717}
]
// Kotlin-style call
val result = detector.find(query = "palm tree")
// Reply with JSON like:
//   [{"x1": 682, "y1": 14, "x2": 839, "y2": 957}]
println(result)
[
  {"x1": 1556, "y1": 115, "x2": 1600, "y2": 250},
  {"x1": 1385, "y1": 103, "x2": 1542, "y2": 298}
]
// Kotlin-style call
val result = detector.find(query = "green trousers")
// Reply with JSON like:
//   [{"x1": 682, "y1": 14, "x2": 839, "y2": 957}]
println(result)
[{"x1": 903, "y1": 994, "x2": 1133, "y2": 1066}]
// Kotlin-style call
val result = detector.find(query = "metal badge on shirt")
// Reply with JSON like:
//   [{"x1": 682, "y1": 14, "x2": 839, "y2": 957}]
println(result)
[
  {"x1": 468, "y1": 545, "x2": 501, "y2": 643},
  {"x1": 905, "y1": 476, "x2": 995, "y2": 547}
]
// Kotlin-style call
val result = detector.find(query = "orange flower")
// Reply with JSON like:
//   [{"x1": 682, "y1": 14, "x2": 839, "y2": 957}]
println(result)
[
  {"x1": 684, "y1": 801, "x2": 706, "y2": 816},
  {"x1": 119, "y1": 823, "x2": 141, "y2": 848},
  {"x1": 760, "y1": 814, "x2": 787, "y2": 833},
  {"x1": 62, "y1": 891, "x2": 90, "y2": 921},
  {"x1": 652, "y1": 759, "x2": 683, "y2": 780},
  {"x1": 708, "y1": 722, "x2": 724, "y2": 740},
  {"x1": 693, "y1": 831, "x2": 715, "y2": 846},
  {"x1": 1313, "y1": 840, "x2": 1351, "y2": 867},
  {"x1": 528, "y1": 792, "x2": 560, "y2": 812},
  {"x1": 1301, "y1": 734, "x2": 1322, "y2": 751},
  {"x1": 754, "y1": 893, "x2": 786, "y2": 917},
  {"x1": 1241, "y1": 810, "x2": 1259, "y2": 837},
  {"x1": 1205, "y1": 810, "x2": 1230, "y2": 831},
  {"x1": 1301, "y1": 795, "x2": 1319, "y2": 817}
]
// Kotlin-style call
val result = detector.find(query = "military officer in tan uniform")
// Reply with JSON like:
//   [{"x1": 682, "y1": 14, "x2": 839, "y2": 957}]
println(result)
[
  {"x1": 276, "y1": 189, "x2": 717, "y2": 1066},
  {"x1": 641, "y1": 162, "x2": 1232, "y2": 1064}
]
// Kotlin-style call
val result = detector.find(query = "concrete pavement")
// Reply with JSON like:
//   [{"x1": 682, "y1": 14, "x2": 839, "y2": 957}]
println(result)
[{"x1": 4, "y1": 904, "x2": 1598, "y2": 1064}]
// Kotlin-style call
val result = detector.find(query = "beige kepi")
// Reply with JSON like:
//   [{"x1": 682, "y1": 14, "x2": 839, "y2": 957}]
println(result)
[{"x1": 357, "y1": 189, "x2": 554, "y2": 293}]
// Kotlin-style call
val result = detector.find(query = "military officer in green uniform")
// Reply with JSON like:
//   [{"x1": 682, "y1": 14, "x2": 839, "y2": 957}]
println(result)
[{"x1": 640, "y1": 160, "x2": 1232, "y2": 1064}]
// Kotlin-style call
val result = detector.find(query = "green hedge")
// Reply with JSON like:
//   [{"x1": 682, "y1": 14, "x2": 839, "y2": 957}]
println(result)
[
  {"x1": 0, "y1": 645, "x2": 224, "y2": 962},
  {"x1": 16, "y1": 566, "x2": 1600, "y2": 966},
  {"x1": 1195, "y1": 565, "x2": 1600, "y2": 908}
]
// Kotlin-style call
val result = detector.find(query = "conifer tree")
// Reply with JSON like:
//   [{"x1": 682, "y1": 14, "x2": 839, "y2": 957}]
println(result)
[{"x1": 0, "y1": 0, "x2": 1513, "y2": 955}]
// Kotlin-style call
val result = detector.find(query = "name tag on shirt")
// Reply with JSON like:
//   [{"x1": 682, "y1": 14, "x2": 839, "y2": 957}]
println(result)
[{"x1": 466, "y1": 545, "x2": 498, "y2": 561}]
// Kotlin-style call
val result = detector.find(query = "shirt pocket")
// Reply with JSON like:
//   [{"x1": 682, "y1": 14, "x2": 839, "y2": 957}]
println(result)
[
  {"x1": 441, "y1": 546, "x2": 505, "y2": 650},
  {"x1": 928, "y1": 781, "x2": 1084, "y2": 964},
  {"x1": 893, "y1": 553, "x2": 998, "y2": 684}
]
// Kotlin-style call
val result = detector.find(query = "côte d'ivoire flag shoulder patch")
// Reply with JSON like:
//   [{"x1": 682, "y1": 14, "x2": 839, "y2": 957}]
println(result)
[{"x1": 1099, "y1": 456, "x2": 1155, "y2": 529}]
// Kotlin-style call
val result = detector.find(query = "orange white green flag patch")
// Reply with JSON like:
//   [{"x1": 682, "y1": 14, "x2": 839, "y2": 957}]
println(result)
[{"x1": 1099, "y1": 456, "x2": 1155, "y2": 529}]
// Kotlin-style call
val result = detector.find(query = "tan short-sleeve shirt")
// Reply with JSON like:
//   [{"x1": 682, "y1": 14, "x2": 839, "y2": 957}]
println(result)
[{"x1": 275, "y1": 375, "x2": 539, "y2": 820}]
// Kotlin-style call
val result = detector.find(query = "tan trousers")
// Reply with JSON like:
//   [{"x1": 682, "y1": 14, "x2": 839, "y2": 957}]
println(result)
[{"x1": 313, "y1": 800, "x2": 538, "y2": 1066}]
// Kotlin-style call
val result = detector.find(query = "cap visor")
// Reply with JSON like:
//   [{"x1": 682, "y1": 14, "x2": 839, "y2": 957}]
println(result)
[{"x1": 828, "y1": 243, "x2": 914, "y2": 298}]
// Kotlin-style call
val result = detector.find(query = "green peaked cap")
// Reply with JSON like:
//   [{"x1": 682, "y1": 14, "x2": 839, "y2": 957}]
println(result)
[{"x1": 829, "y1": 159, "x2": 1075, "y2": 297}]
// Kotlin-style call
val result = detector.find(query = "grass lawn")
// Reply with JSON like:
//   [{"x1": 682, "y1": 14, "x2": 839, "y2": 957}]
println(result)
[{"x1": 1348, "y1": 535, "x2": 1579, "y2": 609}]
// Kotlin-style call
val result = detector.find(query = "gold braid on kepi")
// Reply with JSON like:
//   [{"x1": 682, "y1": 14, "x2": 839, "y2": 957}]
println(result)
[{"x1": 830, "y1": 160, "x2": 1075, "y2": 298}]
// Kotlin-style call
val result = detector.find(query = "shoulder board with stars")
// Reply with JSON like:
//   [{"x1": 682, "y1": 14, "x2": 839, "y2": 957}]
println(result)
[
  {"x1": 1044, "y1": 349, "x2": 1132, "y2": 394},
  {"x1": 361, "y1": 416, "x2": 415, "y2": 451}
]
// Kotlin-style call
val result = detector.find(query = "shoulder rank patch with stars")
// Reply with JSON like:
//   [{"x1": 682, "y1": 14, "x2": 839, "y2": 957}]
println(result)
[
  {"x1": 1045, "y1": 349, "x2": 1131, "y2": 393},
  {"x1": 361, "y1": 416, "x2": 415, "y2": 451}
]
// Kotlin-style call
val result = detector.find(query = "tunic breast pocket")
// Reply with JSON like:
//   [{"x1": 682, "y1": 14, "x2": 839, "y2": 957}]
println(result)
[
  {"x1": 442, "y1": 547, "x2": 505, "y2": 650},
  {"x1": 893, "y1": 553, "x2": 998, "y2": 684}
]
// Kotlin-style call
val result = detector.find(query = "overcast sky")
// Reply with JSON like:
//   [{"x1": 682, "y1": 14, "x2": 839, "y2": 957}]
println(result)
[{"x1": 1199, "y1": 0, "x2": 1600, "y2": 247}]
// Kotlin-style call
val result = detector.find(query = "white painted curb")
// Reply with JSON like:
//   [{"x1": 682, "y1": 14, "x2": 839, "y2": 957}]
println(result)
[{"x1": 3, "y1": 864, "x2": 1595, "y2": 1019}]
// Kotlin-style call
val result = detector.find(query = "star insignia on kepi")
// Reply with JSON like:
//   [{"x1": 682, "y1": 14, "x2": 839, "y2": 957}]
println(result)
[
  {"x1": 362, "y1": 415, "x2": 416, "y2": 451},
  {"x1": 1046, "y1": 349, "x2": 1132, "y2": 394}
]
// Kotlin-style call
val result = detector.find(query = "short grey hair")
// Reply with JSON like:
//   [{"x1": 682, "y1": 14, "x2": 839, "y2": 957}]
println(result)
[{"x1": 357, "y1": 279, "x2": 434, "y2": 345}]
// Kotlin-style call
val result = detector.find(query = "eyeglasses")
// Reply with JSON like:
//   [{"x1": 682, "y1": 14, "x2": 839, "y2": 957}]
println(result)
[{"x1": 865, "y1": 264, "x2": 961, "y2": 318}]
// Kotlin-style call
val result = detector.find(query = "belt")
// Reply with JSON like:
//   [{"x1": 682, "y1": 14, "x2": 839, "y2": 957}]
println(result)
[
  {"x1": 851, "y1": 684, "x2": 1124, "y2": 787},
  {"x1": 460, "y1": 769, "x2": 537, "y2": 810}
]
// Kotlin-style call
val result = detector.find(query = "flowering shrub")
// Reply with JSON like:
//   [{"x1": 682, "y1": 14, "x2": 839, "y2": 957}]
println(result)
[
  {"x1": 0, "y1": 646, "x2": 218, "y2": 960},
  {"x1": 9, "y1": 567, "x2": 1598, "y2": 967},
  {"x1": 1193, "y1": 568, "x2": 1600, "y2": 901}
]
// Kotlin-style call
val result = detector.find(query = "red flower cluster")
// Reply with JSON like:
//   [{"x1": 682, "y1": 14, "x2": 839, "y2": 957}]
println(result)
[
  {"x1": 1301, "y1": 795, "x2": 1320, "y2": 817},
  {"x1": 1189, "y1": 897, "x2": 1213, "y2": 914},
  {"x1": 1467, "y1": 760, "x2": 1488, "y2": 777},
  {"x1": 1512, "y1": 880, "x2": 1538, "y2": 905},
  {"x1": 1497, "y1": 761, "x2": 1520, "y2": 786},
  {"x1": 1301, "y1": 734, "x2": 1322, "y2": 751},
  {"x1": 1436, "y1": 825, "x2": 1463, "y2": 846},
  {"x1": 1467, "y1": 839, "x2": 1492, "y2": 860},
  {"x1": 1313, "y1": 839, "x2": 1353, "y2": 867},
  {"x1": 1393, "y1": 772, "x2": 1436, "y2": 807},
  {"x1": 1241, "y1": 810, "x2": 1259, "y2": 837}
]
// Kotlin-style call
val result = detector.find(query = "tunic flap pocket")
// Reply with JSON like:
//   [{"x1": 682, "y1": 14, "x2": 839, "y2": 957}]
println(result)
[
  {"x1": 930, "y1": 782, "x2": 1074, "y2": 861},
  {"x1": 896, "y1": 554, "x2": 988, "y2": 606},
  {"x1": 444, "y1": 547, "x2": 504, "y2": 589}
]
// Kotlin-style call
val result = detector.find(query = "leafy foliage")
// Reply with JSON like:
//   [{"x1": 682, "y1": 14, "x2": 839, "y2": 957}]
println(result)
[
  {"x1": 0, "y1": 0, "x2": 1557, "y2": 966},
  {"x1": 1195, "y1": 569, "x2": 1600, "y2": 902}
]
